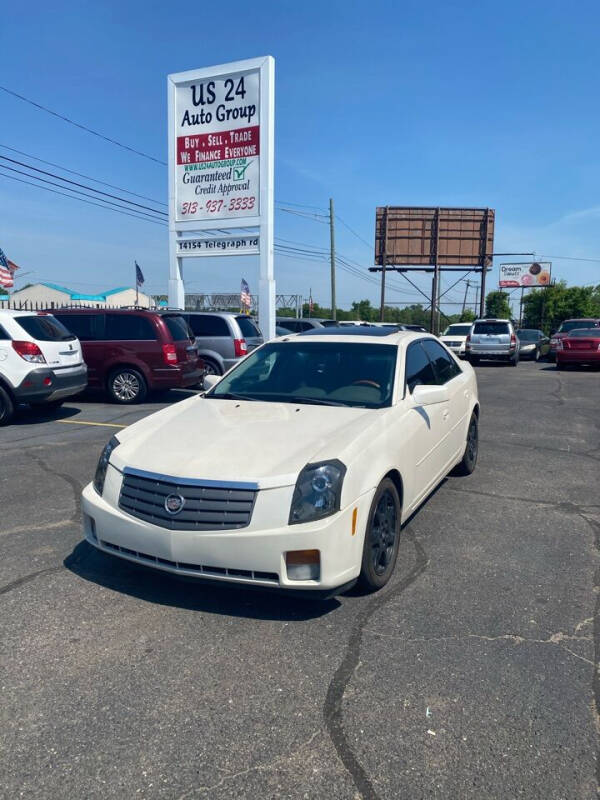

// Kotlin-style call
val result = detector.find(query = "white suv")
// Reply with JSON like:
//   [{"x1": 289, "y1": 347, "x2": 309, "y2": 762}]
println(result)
[{"x1": 0, "y1": 310, "x2": 88, "y2": 425}]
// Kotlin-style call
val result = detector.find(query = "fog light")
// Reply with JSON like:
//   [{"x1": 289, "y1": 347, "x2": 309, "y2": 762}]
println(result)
[{"x1": 285, "y1": 549, "x2": 320, "y2": 581}]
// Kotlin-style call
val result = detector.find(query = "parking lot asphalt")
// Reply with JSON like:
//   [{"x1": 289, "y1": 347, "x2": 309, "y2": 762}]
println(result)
[{"x1": 1, "y1": 364, "x2": 599, "y2": 800}]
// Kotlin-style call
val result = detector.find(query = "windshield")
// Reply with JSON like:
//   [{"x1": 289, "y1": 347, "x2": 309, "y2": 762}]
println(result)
[
  {"x1": 162, "y1": 315, "x2": 193, "y2": 341},
  {"x1": 517, "y1": 329, "x2": 539, "y2": 341},
  {"x1": 442, "y1": 325, "x2": 472, "y2": 336},
  {"x1": 208, "y1": 341, "x2": 398, "y2": 408},
  {"x1": 558, "y1": 320, "x2": 599, "y2": 332}
]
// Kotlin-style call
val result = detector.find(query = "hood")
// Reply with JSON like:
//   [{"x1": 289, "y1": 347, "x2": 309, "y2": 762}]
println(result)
[{"x1": 111, "y1": 395, "x2": 375, "y2": 488}]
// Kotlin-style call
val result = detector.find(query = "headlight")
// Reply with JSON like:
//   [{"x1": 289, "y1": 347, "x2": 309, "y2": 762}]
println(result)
[
  {"x1": 93, "y1": 436, "x2": 120, "y2": 496},
  {"x1": 289, "y1": 460, "x2": 346, "y2": 525}
]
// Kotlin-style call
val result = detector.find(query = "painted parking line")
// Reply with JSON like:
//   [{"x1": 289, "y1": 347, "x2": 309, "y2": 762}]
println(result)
[{"x1": 57, "y1": 420, "x2": 127, "y2": 429}]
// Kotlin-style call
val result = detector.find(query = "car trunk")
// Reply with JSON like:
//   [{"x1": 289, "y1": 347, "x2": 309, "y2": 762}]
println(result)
[
  {"x1": 13, "y1": 314, "x2": 83, "y2": 370},
  {"x1": 470, "y1": 323, "x2": 511, "y2": 351},
  {"x1": 161, "y1": 315, "x2": 199, "y2": 372},
  {"x1": 563, "y1": 336, "x2": 600, "y2": 351}
]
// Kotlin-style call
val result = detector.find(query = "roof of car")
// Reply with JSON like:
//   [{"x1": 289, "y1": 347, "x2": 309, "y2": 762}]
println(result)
[{"x1": 299, "y1": 326, "x2": 400, "y2": 338}]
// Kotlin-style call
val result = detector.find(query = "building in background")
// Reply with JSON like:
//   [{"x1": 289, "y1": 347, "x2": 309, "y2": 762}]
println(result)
[{"x1": 0, "y1": 282, "x2": 155, "y2": 308}]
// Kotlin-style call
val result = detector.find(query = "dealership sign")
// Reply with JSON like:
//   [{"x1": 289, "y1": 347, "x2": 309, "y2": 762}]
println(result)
[
  {"x1": 499, "y1": 262, "x2": 552, "y2": 288},
  {"x1": 176, "y1": 235, "x2": 259, "y2": 257}
]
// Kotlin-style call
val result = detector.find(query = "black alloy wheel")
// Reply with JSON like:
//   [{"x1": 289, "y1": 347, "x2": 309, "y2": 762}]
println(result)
[
  {"x1": 0, "y1": 385, "x2": 15, "y2": 426},
  {"x1": 202, "y1": 358, "x2": 222, "y2": 376},
  {"x1": 358, "y1": 478, "x2": 401, "y2": 591},
  {"x1": 453, "y1": 412, "x2": 479, "y2": 476}
]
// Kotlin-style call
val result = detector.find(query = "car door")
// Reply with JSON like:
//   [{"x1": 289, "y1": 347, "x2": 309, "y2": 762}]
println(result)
[
  {"x1": 53, "y1": 312, "x2": 104, "y2": 387},
  {"x1": 403, "y1": 340, "x2": 452, "y2": 510},
  {"x1": 421, "y1": 339, "x2": 470, "y2": 463}
]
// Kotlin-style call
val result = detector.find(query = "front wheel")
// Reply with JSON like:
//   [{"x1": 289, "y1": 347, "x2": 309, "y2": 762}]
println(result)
[
  {"x1": 108, "y1": 368, "x2": 147, "y2": 404},
  {"x1": 202, "y1": 357, "x2": 222, "y2": 376},
  {"x1": 453, "y1": 412, "x2": 479, "y2": 476},
  {"x1": 358, "y1": 478, "x2": 401, "y2": 592}
]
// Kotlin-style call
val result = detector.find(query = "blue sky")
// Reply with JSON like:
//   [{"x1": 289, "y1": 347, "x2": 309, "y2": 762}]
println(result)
[{"x1": 1, "y1": 0, "x2": 599, "y2": 314}]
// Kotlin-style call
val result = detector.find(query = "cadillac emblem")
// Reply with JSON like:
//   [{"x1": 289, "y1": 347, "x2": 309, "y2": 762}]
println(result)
[{"x1": 164, "y1": 493, "x2": 185, "y2": 515}]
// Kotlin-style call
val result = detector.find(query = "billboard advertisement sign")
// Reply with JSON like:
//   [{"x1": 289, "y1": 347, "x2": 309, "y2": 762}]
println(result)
[
  {"x1": 171, "y1": 67, "x2": 261, "y2": 223},
  {"x1": 499, "y1": 262, "x2": 552, "y2": 288}
]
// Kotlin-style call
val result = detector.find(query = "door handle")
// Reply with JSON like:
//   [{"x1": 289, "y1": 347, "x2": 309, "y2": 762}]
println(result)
[{"x1": 442, "y1": 409, "x2": 450, "y2": 421}]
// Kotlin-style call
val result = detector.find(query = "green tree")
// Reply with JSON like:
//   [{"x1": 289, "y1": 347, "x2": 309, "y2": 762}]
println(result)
[
  {"x1": 459, "y1": 309, "x2": 476, "y2": 322},
  {"x1": 522, "y1": 281, "x2": 600, "y2": 333},
  {"x1": 485, "y1": 290, "x2": 512, "y2": 319}
]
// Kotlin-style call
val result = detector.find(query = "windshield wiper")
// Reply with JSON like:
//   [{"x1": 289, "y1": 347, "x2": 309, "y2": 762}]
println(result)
[
  {"x1": 209, "y1": 391, "x2": 258, "y2": 402},
  {"x1": 286, "y1": 396, "x2": 349, "y2": 407}
]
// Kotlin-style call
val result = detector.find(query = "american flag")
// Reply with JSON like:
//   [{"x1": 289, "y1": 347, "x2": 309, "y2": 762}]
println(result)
[
  {"x1": 0, "y1": 248, "x2": 18, "y2": 289},
  {"x1": 240, "y1": 278, "x2": 251, "y2": 309}
]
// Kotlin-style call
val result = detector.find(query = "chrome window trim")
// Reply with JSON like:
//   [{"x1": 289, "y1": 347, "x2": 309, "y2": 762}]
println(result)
[{"x1": 120, "y1": 465, "x2": 259, "y2": 491}]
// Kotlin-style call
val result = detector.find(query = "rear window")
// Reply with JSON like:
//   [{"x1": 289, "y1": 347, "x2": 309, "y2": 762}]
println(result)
[
  {"x1": 105, "y1": 314, "x2": 156, "y2": 341},
  {"x1": 559, "y1": 320, "x2": 600, "y2": 332},
  {"x1": 0, "y1": 324, "x2": 10, "y2": 340},
  {"x1": 162, "y1": 314, "x2": 193, "y2": 341},
  {"x1": 568, "y1": 328, "x2": 600, "y2": 337},
  {"x1": 15, "y1": 314, "x2": 75, "y2": 341},
  {"x1": 236, "y1": 316, "x2": 261, "y2": 338},
  {"x1": 473, "y1": 322, "x2": 510, "y2": 335},
  {"x1": 188, "y1": 314, "x2": 230, "y2": 337}
]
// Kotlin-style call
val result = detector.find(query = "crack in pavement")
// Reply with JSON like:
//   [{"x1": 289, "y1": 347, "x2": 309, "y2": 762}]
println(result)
[
  {"x1": 174, "y1": 729, "x2": 324, "y2": 799},
  {"x1": 323, "y1": 526, "x2": 429, "y2": 800},
  {"x1": 480, "y1": 436, "x2": 600, "y2": 464},
  {"x1": 0, "y1": 458, "x2": 84, "y2": 598},
  {"x1": 448, "y1": 485, "x2": 600, "y2": 514}
]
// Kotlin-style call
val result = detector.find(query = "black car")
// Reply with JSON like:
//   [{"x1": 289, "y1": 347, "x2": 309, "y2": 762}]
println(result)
[{"x1": 516, "y1": 329, "x2": 551, "y2": 361}]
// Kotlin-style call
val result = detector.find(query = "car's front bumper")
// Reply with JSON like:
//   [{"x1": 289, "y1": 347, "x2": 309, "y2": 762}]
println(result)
[
  {"x1": 14, "y1": 364, "x2": 88, "y2": 403},
  {"x1": 81, "y1": 473, "x2": 375, "y2": 593}
]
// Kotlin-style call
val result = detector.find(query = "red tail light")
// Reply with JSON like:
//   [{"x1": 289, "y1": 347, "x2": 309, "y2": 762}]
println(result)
[
  {"x1": 12, "y1": 340, "x2": 46, "y2": 363},
  {"x1": 510, "y1": 333, "x2": 516, "y2": 347},
  {"x1": 162, "y1": 343, "x2": 178, "y2": 364},
  {"x1": 234, "y1": 338, "x2": 247, "y2": 357}
]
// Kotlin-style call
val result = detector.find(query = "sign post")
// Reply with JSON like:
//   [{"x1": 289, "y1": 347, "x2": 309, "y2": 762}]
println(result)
[{"x1": 167, "y1": 56, "x2": 275, "y2": 339}]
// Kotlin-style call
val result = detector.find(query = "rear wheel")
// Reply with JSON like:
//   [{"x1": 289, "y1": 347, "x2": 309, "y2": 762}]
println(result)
[
  {"x1": 453, "y1": 412, "x2": 479, "y2": 476},
  {"x1": 0, "y1": 385, "x2": 15, "y2": 426},
  {"x1": 510, "y1": 354, "x2": 519, "y2": 366},
  {"x1": 202, "y1": 357, "x2": 222, "y2": 376},
  {"x1": 108, "y1": 368, "x2": 147, "y2": 404},
  {"x1": 358, "y1": 478, "x2": 401, "y2": 592}
]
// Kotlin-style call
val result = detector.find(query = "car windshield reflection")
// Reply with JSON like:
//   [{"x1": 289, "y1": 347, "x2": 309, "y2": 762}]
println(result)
[{"x1": 207, "y1": 341, "x2": 398, "y2": 408}]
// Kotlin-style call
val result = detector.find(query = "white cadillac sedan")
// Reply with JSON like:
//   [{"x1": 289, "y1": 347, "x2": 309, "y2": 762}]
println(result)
[{"x1": 82, "y1": 328, "x2": 479, "y2": 596}]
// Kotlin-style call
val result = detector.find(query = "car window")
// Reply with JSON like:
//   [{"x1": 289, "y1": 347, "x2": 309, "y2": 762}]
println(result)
[
  {"x1": 0, "y1": 324, "x2": 10, "y2": 340},
  {"x1": 442, "y1": 325, "x2": 472, "y2": 336},
  {"x1": 15, "y1": 314, "x2": 76, "y2": 342},
  {"x1": 473, "y1": 322, "x2": 510, "y2": 335},
  {"x1": 188, "y1": 315, "x2": 230, "y2": 337},
  {"x1": 421, "y1": 339, "x2": 462, "y2": 384},
  {"x1": 404, "y1": 341, "x2": 436, "y2": 393},
  {"x1": 277, "y1": 319, "x2": 298, "y2": 332},
  {"x1": 516, "y1": 329, "x2": 539, "y2": 341},
  {"x1": 236, "y1": 316, "x2": 262, "y2": 338},
  {"x1": 558, "y1": 320, "x2": 599, "y2": 332},
  {"x1": 209, "y1": 341, "x2": 397, "y2": 408},
  {"x1": 161, "y1": 314, "x2": 193, "y2": 341},
  {"x1": 568, "y1": 328, "x2": 600, "y2": 337},
  {"x1": 53, "y1": 313, "x2": 102, "y2": 341},
  {"x1": 105, "y1": 314, "x2": 156, "y2": 341}
]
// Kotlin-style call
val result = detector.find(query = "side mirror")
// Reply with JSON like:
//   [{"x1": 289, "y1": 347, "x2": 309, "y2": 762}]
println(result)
[
  {"x1": 203, "y1": 373, "x2": 220, "y2": 391},
  {"x1": 412, "y1": 383, "x2": 449, "y2": 406}
]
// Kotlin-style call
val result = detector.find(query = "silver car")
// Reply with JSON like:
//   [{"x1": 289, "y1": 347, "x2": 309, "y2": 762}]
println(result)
[
  {"x1": 181, "y1": 312, "x2": 263, "y2": 375},
  {"x1": 466, "y1": 318, "x2": 520, "y2": 366}
]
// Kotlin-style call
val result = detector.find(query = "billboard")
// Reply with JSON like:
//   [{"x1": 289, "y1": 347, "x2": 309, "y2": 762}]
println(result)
[
  {"x1": 499, "y1": 262, "x2": 551, "y2": 288},
  {"x1": 170, "y1": 64, "x2": 262, "y2": 224},
  {"x1": 375, "y1": 207, "x2": 494, "y2": 267}
]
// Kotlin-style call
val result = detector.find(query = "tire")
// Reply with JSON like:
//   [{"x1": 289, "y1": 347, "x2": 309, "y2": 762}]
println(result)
[
  {"x1": 469, "y1": 356, "x2": 480, "y2": 366},
  {"x1": 453, "y1": 412, "x2": 479, "y2": 476},
  {"x1": 556, "y1": 361, "x2": 565, "y2": 371},
  {"x1": 358, "y1": 478, "x2": 401, "y2": 592},
  {"x1": 510, "y1": 354, "x2": 519, "y2": 366},
  {"x1": 107, "y1": 367, "x2": 147, "y2": 404},
  {"x1": 202, "y1": 357, "x2": 222, "y2": 376},
  {"x1": 0, "y1": 384, "x2": 15, "y2": 426}
]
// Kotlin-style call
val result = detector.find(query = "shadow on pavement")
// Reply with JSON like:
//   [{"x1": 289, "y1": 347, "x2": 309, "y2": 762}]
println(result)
[
  {"x1": 64, "y1": 540, "x2": 339, "y2": 621},
  {"x1": 13, "y1": 404, "x2": 82, "y2": 425}
]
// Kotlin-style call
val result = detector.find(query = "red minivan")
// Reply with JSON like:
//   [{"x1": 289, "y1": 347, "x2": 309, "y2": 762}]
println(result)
[{"x1": 52, "y1": 309, "x2": 204, "y2": 403}]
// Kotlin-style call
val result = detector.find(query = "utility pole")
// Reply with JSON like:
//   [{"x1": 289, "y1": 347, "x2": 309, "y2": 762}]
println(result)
[
  {"x1": 430, "y1": 208, "x2": 441, "y2": 334},
  {"x1": 329, "y1": 198, "x2": 336, "y2": 321},
  {"x1": 461, "y1": 279, "x2": 471, "y2": 316}
]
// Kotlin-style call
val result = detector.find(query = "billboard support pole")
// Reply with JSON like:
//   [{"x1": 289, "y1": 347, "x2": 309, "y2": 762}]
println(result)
[
  {"x1": 329, "y1": 198, "x2": 336, "y2": 321},
  {"x1": 430, "y1": 208, "x2": 440, "y2": 334},
  {"x1": 479, "y1": 208, "x2": 491, "y2": 318},
  {"x1": 379, "y1": 206, "x2": 388, "y2": 322}
]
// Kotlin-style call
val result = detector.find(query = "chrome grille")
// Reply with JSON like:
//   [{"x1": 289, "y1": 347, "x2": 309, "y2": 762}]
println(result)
[{"x1": 118, "y1": 470, "x2": 257, "y2": 531}]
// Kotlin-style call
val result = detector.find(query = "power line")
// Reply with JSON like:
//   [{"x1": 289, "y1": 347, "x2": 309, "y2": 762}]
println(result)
[
  {"x1": 539, "y1": 254, "x2": 600, "y2": 264},
  {"x1": 0, "y1": 169, "x2": 167, "y2": 227},
  {"x1": 0, "y1": 144, "x2": 167, "y2": 206},
  {"x1": 335, "y1": 214, "x2": 373, "y2": 251},
  {"x1": 0, "y1": 154, "x2": 167, "y2": 217},
  {"x1": 0, "y1": 85, "x2": 166, "y2": 166},
  {"x1": 276, "y1": 200, "x2": 328, "y2": 212}
]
